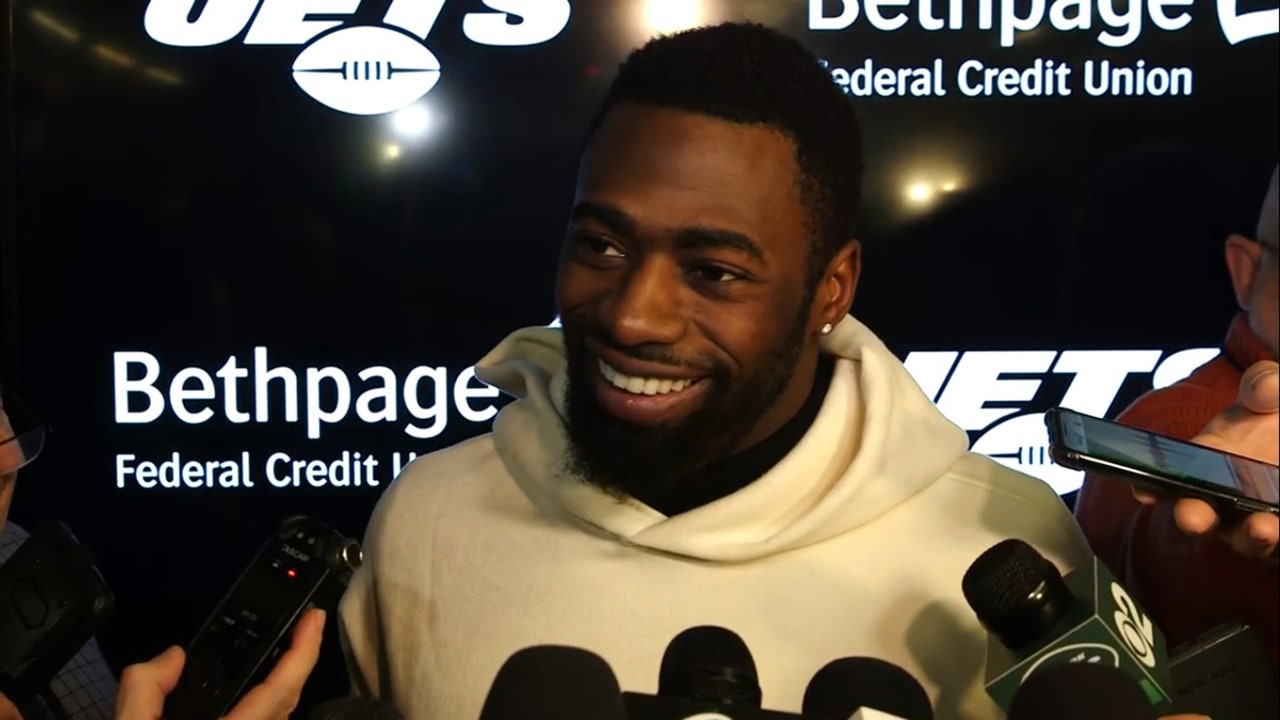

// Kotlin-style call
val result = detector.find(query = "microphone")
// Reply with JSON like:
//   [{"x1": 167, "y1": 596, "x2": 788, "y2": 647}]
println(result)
[
  {"x1": 306, "y1": 697, "x2": 403, "y2": 720},
  {"x1": 625, "y1": 626, "x2": 810, "y2": 718},
  {"x1": 961, "y1": 539, "x2": 1174, "y2": 711},
  {"x1": 658, "y1": 626, "x2": 763, "y2": 709},
  {"x1": 1006, "y1": 662, "x2": 1158, "y2": 719},
  {"x1": 801, "y1": 658, "x2": 934, "y2": 720},
  {"x1": 477, "y1": 645, "x2": 628, "y2": 720}
]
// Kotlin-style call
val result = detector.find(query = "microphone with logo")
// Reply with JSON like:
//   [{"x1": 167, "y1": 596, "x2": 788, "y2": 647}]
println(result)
[
  {"x1": 1005, "y1": 661, "x2": 1161, "y2": 719},
  {"x1": 801, "y1": 658, "x2": 934, "y2": 720},
  {"x1": 960, "y1": 538, "x2": 1174, "y2": 711},
  {"x1": 624, "y1": 626, "x2": 809, "y2": 719},
  {"x1": 476, "y1": 645, "x2": 629, "y2": 720}
]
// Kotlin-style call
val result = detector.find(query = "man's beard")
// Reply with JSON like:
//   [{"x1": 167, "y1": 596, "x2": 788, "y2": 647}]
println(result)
[{"x1": 561, "y1": 301, "x2": 812, "y2": 504}]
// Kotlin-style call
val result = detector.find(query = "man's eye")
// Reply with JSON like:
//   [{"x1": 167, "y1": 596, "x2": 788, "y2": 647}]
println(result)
[
  {"x1": 688, "y1": 265, "x2": 741, "y2": 283},
  {"x1": 576, "y1": 235, "x2": 625, "y2": 258}
]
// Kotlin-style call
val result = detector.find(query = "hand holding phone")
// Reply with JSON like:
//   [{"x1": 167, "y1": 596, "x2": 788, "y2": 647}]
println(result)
[
  {"x1": 1047, "y1": 360, "x2": 1280, "y2": 560},
  {"x1": 1147, "y1": 361, "x2": 1279, "y2": 560},
  {"x1": 1045, "y1": 407, "x2": 1279, "y2": 516}
]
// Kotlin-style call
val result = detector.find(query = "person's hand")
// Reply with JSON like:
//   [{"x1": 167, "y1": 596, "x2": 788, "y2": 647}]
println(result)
[
  {"x1": 0, "y1": 692, "x2": 22, "y2": 720},
  {"x1": 115, "y1": 608, "x2": 325, "y2": 720},
  {"x1": 1134, "y1": 360, "x2": 1280, "y2": 560}
]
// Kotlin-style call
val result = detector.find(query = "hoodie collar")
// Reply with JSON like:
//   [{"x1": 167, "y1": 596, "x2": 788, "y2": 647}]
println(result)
[{"x1": 475, "y1": 316, "x2": 970, "y2": 562}]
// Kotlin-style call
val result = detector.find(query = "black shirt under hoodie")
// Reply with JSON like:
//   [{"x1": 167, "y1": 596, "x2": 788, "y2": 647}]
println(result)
[{"x1": 639, "y1": 355, "x2": 836, "y2": 517}]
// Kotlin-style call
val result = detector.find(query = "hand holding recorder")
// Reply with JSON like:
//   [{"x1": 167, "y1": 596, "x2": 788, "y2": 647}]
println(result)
[{"x1": 115, "y1": 608, "x2": 325, "y2": 720}]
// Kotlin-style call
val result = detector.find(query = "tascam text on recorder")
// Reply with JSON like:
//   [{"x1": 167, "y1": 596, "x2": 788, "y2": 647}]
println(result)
[{"x1": 113, "y1": 349, "x2": 500, "y2": 440}]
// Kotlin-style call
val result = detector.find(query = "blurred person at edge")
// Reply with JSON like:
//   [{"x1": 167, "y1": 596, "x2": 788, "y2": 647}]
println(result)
[
  {"x1": 0, "y1": 395, "x2": 325, "y2": 719},
  {"x1": 1076, "y1": 166, "x2": 1280, "y2": 663}
]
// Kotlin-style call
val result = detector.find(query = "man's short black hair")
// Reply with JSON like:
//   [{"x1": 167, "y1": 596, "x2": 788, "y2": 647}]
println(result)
[{"x1": 582, "y1": 22, "x2": 863, "y2": 284}]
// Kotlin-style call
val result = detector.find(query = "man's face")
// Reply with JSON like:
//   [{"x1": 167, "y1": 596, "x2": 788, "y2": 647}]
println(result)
[
  {"x1": 556, "y1": 103, "x2": 828, "y2": 500},
  {"x1": 1245, "y1": 173, "x2": 1278, "y2": 358}
]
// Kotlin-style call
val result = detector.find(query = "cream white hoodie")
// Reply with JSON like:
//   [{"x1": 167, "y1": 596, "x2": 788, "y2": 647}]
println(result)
[{"x1": 339, "y1": 316, "x2": 1091, "y2": 720}]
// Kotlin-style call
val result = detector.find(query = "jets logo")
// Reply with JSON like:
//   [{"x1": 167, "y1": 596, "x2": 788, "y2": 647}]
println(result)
[
  {"x1": 906, "y1": 348, "x2": 1219, "y2": 494},
  {"x1": 142, "y1": 0, "x2": 572, "y2": 116}
]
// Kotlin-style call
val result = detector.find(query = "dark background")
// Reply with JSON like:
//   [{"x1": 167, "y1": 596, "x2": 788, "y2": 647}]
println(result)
[{"x1": 2, "y1": 0, "x2": 1278, "y2": 709}]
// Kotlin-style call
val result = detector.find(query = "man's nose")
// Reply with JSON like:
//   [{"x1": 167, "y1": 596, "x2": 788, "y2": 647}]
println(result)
[{"x1": 605, "y1": 258, "x2": 686, "y2": 348}]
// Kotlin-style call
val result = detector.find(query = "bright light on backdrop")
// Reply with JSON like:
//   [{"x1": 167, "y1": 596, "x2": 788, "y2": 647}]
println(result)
[
  {"x1": 391, "y1": 105, "x2": 431, "y2": 138},
  {"x1": 905, "y1": 182, "x2": 935, "y2": 206},
  {"x1": 901, "y1": 164, "x2": 967, "y2": 209},
  {"x1": 640, "y1": 0, "x2": 713, "y2": 35}
]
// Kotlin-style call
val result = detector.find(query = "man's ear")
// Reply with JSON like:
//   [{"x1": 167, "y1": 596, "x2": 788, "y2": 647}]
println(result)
[
  {"x1": 1225, "y1": 234, "x2": 1262, "y2": 311},
  {"x1": 816, "y1": 239, "x2": 861, "y2": 330}
]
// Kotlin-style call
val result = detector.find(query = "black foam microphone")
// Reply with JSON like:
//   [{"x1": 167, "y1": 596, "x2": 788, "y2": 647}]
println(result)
[
  {"x1": 961, "y1": 539, "x2": 1173, "y2": 710},
  {"x1": 306, "y1": 697, "x2": 403, "y2": 720},
  {"x1": 801, "y1": 658, "x2": 934, "y2": 720},
  {"x1": 477, "y1": 645, "x2": 628, "y2": 720},
  {"x1": 1006, "y1": 661, "x2": 1159, "y2": 719},
  {"x1": 657, "y1": 625, "x2": 763, "y2": 709}
]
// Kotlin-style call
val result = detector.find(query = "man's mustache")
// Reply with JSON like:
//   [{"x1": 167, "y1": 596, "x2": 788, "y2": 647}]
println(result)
[{"x1": 573, "y1": 331, "x2": 716, "y2": 376}]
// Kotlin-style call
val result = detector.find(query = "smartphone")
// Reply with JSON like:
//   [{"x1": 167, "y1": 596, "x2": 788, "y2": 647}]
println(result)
[
  {"x1": 1044, "y1": 407, "x2": 1279, "y2": 515},
  {"x1": 0, "y1": 522, "x2": 114, "y2": 706}
]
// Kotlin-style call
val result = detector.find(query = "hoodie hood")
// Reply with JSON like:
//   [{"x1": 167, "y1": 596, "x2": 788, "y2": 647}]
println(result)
[{"x1": 474, "y1": 316, "x2": 969, "y2": 562}]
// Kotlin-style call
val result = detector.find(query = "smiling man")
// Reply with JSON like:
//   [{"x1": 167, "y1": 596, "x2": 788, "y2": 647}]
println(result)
[
  {"x1": 558, "y1": 99, "x2": 845, "y2": 514},
  {"x1": 338, "y1": 23, "x2": 1091, "y2": 720}
]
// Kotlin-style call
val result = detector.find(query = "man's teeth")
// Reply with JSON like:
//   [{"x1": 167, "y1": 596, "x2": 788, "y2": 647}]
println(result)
[{"x1": 598, "y1": 359, "x2": 696, "y2": 395}]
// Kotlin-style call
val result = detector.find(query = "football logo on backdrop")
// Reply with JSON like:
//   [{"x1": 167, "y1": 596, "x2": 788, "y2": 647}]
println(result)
[
  {"x1": 905, "y1": 348, "x2": 1220, "y2": 495},
  {"x1": 143, "y1": 0, "x2": 571, "y2": 116},
  {"x1": 291, "y1": 26, "x2": 441, "y2": 116}
]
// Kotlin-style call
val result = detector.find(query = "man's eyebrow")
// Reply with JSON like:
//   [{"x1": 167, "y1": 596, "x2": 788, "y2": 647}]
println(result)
[
  {"x1": 674, "y1": 227, "x2": 766, "y2": 263},
  {"x1": 569, "y1": 201, "x2": 766, "y2": 263},
  {"x1": 568, "y1": 201, "x2": 637, "y2": 237}
]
